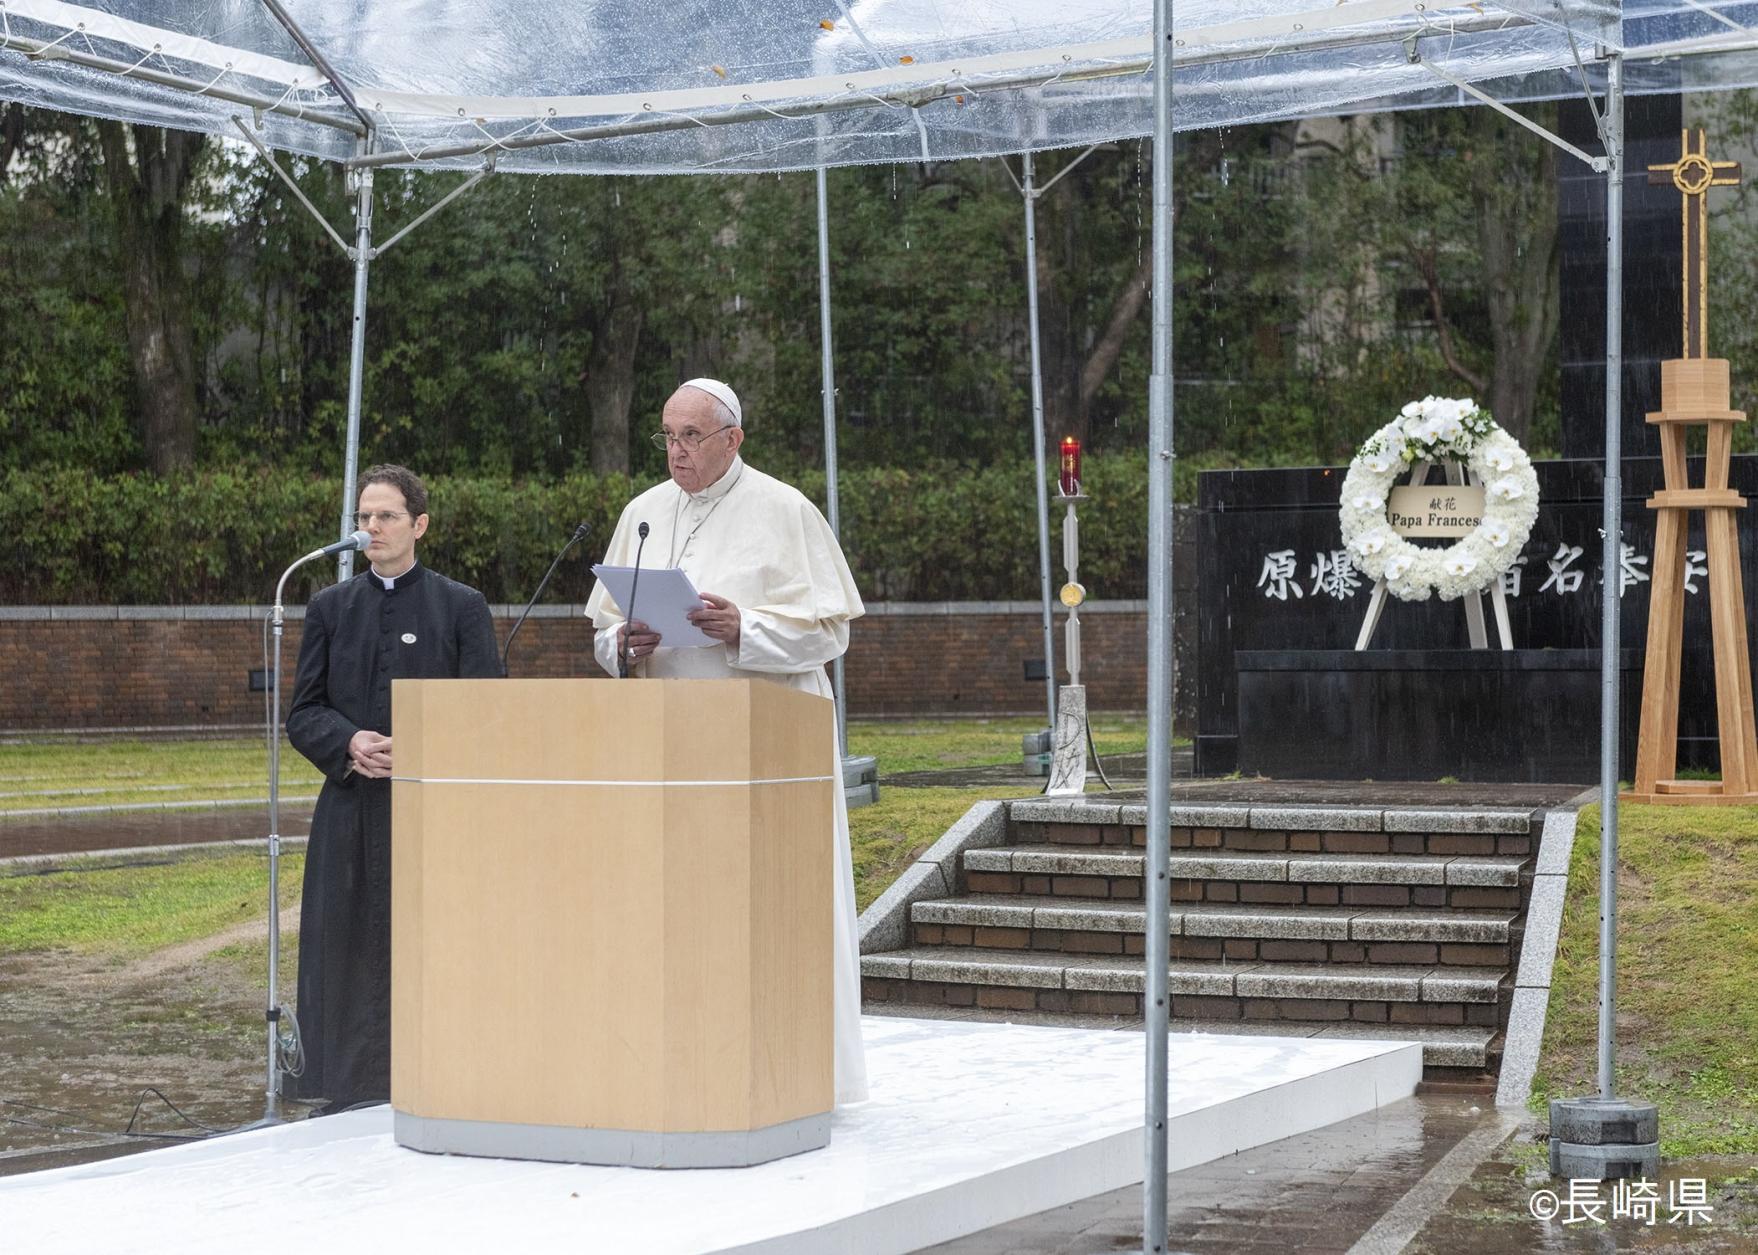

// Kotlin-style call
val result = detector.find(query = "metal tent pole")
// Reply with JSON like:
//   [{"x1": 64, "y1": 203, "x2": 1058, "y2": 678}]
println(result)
[
  {"x1": 1144, "y1": 0, "x2": 1176, "y2": 1248},
  {"x1": 1597, "y1": 50, "x2": 1624, "y2": 1103},
  {"x1": 816, "y1": 164, "x2": 850, "y2": 758},
  {"x1": 265, "y1": 597, "x2": 288, "y2": 1109},
  {"x1": 337, "y1": 155, "x2": 375, "y2": 580},
  {"x1": 1022, "y1": 151, "x2": 1059, "y2": 730}
]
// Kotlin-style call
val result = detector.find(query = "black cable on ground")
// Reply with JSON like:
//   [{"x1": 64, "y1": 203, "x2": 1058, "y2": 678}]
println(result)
[{"x1": 2, "y1": 1088, "x2": 254, "y2": 1144}]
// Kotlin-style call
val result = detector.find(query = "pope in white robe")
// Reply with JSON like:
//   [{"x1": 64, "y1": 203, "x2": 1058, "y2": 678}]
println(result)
[{"x1": 583, "y1": 378, "x2": 868, "y2": 1105}]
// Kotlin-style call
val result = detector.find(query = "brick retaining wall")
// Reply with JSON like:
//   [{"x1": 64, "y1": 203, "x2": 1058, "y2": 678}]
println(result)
[{"x1": 0, "y1": 601, "x2": 1192, "y2": 733}]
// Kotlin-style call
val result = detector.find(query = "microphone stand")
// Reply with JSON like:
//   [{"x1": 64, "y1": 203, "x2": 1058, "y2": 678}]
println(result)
[
  {"x1": 502, "y1": 522, "x2": 590, "y2": 674},
  {"x1": 261, "y1": 532, "x2": 366, "y2": 1120},
  {"x1": 619, "y1": 522, "x2": 650, "y2": 678}
]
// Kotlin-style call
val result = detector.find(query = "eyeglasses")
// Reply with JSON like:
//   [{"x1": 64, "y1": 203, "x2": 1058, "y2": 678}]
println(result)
[
  {"x1": 650, "y1": 425, "x2": 734, "y2": 451},
  {"x1": 353, "y1": 510, "x2": 409, "y2": 528}
]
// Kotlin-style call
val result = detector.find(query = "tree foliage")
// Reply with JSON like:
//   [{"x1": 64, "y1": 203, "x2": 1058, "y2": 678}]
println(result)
[
  {"x1": 0, "y1": 457, "x2": 1175, "y2": 605},
  {"x1": 0, "y1": 104, "x2": 1580, "y2": 491}
]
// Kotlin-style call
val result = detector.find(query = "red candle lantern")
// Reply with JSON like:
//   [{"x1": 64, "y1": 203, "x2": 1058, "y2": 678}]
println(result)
[{"x1": 1058, "y1": 435, "x2": 1082, "y2": 496}]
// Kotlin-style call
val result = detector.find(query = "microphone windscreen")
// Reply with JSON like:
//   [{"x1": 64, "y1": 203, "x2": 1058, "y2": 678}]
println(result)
[
  {"x1": 349, "y1": 529, "x2": 372, "y2": 550},
  {"x1": 638, "y1": 521, "x2": 650, "y2": 539}
]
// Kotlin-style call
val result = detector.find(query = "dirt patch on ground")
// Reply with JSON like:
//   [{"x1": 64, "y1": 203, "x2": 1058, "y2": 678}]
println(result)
[
  {"x1": 108, "y1": 906, "x2": 298, "y2": 989},
  {"x1": 0, "y1": 911, "x2": 308, "y2": 1173}
]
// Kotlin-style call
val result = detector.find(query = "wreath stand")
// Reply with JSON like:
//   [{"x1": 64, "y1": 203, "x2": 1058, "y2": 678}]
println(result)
[{"x1": 1353, "y1": 458, "x2": 1514, "y2": 651}]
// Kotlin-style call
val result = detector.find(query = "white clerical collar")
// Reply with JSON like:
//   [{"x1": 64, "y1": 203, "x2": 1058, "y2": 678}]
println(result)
[
  {"x1": 685, "y1": 455, "x2": 745, "y2": 505},
  {"x1": 374, "y1": 559, "x2": 417, "y2": 589}
]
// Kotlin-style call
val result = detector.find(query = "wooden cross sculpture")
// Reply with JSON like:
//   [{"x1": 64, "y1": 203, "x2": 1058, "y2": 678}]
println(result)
[
  {"x1": 1649, "y1": 128, "x2": 1742, "y2": 360},
  {"x1": 1625, "y1": 128, "x2": 1758, "y2": 804}
]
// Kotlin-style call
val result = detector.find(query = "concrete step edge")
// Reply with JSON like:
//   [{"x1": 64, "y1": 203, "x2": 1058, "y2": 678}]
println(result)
[
  {"x1": 862, "y1": 1004, "x2": 1497, "y2": 1068},
  {"x1": 964, "y1": 844, "x2": 1526, "y2": 887},
  {"x1": 861, "y1": 947, "x2": 1506, "y2": 1001},
  {"x1": 909, "y1": 896, "x2": 1513, "y2": 943},
  {"x1": 1006, "y1": 798, "x2": 1533, "y2": 835}
]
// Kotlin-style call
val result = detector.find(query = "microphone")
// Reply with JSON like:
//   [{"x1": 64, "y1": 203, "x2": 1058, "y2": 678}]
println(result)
[
  {"x1": 502, "y1": 521, "x2": 592, "y2": 674},
  {"x1": 311, "y1": 530, "x2": 372, "y2": 560},
  {"x1": 620, "y1": 521, "x2": 650, "y2": 679}
]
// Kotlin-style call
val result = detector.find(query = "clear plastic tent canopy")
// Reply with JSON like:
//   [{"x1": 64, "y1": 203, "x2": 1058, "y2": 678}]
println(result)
[{"x1": 0, "y1": 1, "x2": 1752, "y2": 175}]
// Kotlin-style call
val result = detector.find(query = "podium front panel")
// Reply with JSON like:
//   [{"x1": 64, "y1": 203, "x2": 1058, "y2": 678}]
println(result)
[{"x1": 390, "y1": 678, "x2": 835, "y2": 1165}]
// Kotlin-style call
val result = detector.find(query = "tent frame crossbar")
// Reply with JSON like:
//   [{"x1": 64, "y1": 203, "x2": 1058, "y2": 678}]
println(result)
[
  {"x1": 0, "y1": 8, "x2": 1571, "y2": 174},
  {"x1": 0, "y1": 26, "x2": 363, "y2": 136},
  {"x1": 257, "y1": 0, "x2": 373, "y2": 135},
  {"x1": 371, "y1": 159, "x2": 496, "y2": 259},
  {"x1": 1418, "y1": 53, "x2": 1608, "y2": 169},
  {"x1": 232, "y1": 115, "x2": 356, "y2": 257},
  {"x1": 333, "y1": 12, "x2": 1543, "y2": 171},
  {"x1": 230, "y1": 115, "x2": 496, "y2": 263}
]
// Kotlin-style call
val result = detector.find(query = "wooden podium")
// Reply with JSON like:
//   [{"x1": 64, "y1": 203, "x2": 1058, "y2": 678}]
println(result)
[{"x1": 388, "y1": 678, "x2": 836, "y2": 1167}]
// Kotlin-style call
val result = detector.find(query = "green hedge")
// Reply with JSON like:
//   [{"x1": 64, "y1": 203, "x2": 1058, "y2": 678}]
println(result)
[{"x1": 0, "y1": 458, "x2": 1159, "y2": 605}]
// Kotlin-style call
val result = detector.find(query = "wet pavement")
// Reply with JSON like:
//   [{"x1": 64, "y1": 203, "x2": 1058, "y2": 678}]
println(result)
[
  {"x1": 1409, "y1": 1150, "x2": 1758, "y2": 1252},
  {"x1": 0, "y1": 805, "x2": 310, "y2": 862},
  {"x1": 928, "y1": 1099, "x2": 1758, "y2": 1253},
  {"x1": 927, "y1": 1093, "x2": 1501, "y2": 1253}
]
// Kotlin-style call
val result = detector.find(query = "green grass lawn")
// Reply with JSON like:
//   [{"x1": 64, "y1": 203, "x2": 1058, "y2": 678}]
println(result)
[
  {"x1": 1532, "y1": 802, "x2": 1758, "y2": 1157},
  {"x1": 0, "y1": 715, "x2": 1160, "y2": 812},
  {"x1": 0, "y1": 718, "x2": 1108, "y2": 948},
  {"x1": 847, "y1": 714, "x2": 1151, "y2": 775},
  {"x1": 0, "y1": 738, "x2": 321, "y2": 812},
  {"x1": 0, "y1": 849, "x2": 302, "y2": 958},
  {"x1": 0, "y1": 717, "x2": 1145, "y2": 952},
  {"x1": 849, "y1": 785, "x2": 1032, "y2": 911}
]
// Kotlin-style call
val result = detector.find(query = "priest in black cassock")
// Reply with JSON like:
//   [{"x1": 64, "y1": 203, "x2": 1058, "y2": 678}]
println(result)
[{"x1": 287, "y1": 464, "x2": 502, "y2": 1111}]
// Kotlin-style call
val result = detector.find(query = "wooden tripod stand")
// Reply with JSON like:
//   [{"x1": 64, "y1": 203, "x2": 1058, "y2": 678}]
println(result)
[
  {"x1": 1625, "y1": 129, "x2": 1758, "y2": 804},
  {"x1": 1624, "y1": 359, "x2": 1758, "y2": 804}
]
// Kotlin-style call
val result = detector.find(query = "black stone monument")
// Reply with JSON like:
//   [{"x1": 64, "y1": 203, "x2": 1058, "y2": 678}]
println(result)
[
  {"x1": 1192, "y1": 86, "x2": 1758, "y2": 785},
  {"x1": 1194, "y1": 456, "x2": 1758, "y2": 782}
]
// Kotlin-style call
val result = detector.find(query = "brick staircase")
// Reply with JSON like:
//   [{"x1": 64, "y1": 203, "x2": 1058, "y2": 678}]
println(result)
[{"x1": 860, "y1": 797, "x2": 1545, "y2": 1079}]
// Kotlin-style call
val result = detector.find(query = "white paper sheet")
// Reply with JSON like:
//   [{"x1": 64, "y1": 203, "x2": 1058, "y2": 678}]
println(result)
[{"x1": 589, "y1": 564, "x2": 716, "y2": 648}]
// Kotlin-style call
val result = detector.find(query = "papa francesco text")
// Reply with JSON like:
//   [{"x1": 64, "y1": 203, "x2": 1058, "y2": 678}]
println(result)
[{"x1": 1389, "y1": 510, "x2": 1482, "y2": 530}]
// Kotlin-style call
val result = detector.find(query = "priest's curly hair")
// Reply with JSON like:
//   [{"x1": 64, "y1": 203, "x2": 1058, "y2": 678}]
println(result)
[{"x1": 358, "y1": 464, "x2": 428, "y2": 518}]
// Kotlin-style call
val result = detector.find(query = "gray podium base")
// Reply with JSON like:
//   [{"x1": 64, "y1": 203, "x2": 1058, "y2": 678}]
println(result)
[{"x1": 395, "y1": 1108, "x2": 831, "y2": 1169}]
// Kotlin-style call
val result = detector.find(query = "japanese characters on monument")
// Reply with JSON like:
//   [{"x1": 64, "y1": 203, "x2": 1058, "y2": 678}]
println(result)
[{"x1": 1256, "y1": 537, "x2": 1674, "y2": 605}]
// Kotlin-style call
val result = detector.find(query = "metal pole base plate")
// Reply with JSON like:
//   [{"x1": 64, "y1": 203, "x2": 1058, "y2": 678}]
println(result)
[
  {"x1": 1045, "y1": 685, "x2": 1088, "y2": 796},
  {"x1": 1548, "y1": 1097, "x2": 1660, "y2": 1180}
]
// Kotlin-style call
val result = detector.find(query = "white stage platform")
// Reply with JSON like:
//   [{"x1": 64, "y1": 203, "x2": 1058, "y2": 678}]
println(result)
[{"x1": 1, "y1": 1016, "x2": 1421, "y2": 1254}]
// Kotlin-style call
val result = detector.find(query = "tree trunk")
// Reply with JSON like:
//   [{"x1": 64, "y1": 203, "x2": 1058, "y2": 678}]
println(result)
[
  {"x1": 1474, "y1": 110, "x2": 1559, "y2": 447},
  {"x1": 97, "y1": 121, "x2": 203, "y2": 475},
  {"x1": 1078, "y1": 249, "x2": 1153, "y2": 420},
  {"x1": 1410, "y1": 240, "x2": 1488, "y2": 397},
  {"x1": 585, "y1": 298, "x2": 643, "y2": 475},
  {"x1": 0, "y1": 105, "x2": 24, "y2": 184}
]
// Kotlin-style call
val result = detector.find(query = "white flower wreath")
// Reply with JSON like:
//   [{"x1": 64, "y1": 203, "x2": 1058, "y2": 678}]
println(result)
[{"x1": 1338, "y1": 396, "x2": 1540, "y2": 602}]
